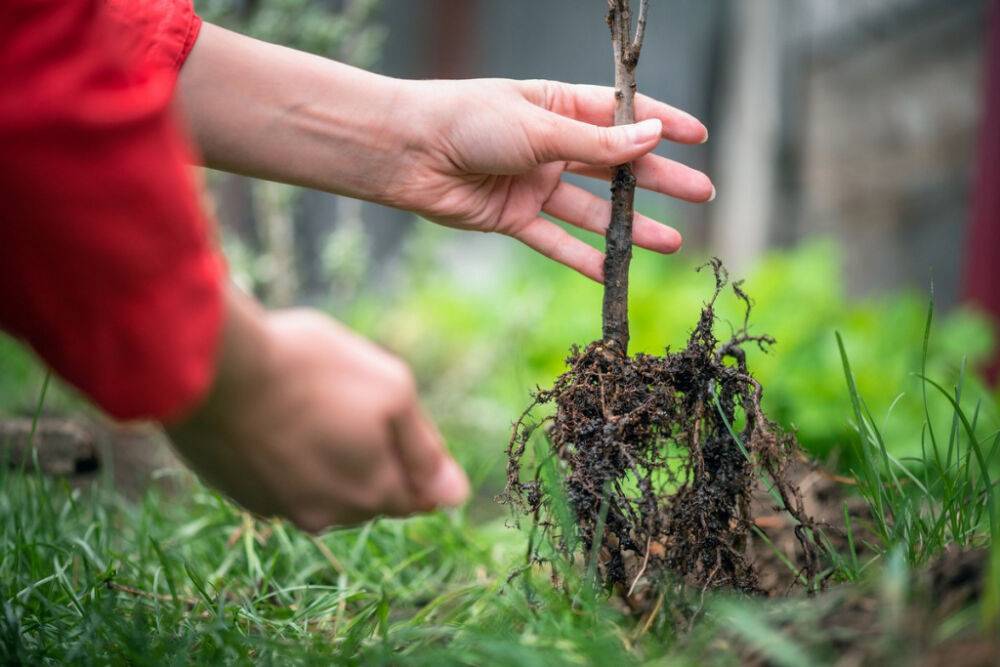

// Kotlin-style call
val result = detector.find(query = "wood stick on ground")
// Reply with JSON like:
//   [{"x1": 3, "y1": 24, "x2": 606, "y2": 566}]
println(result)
[{"x1": 602, "y1": 0, "x2": 650, "y2": 354}]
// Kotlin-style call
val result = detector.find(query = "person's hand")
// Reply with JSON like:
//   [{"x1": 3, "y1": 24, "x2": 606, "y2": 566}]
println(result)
[
  {"x1": 180, "y1": 26, "x2": 713, "y2": 282},
  {"x1": 166, "y1": 288, "x2": 469, "y2": 532},
  {"x1": 383, "y1": 79, "x2": 714, "y2": 281}
]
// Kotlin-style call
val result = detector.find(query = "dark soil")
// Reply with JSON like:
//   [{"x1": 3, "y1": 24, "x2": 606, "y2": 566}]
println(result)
[
  {"x1": 737, "y1": 546, "x2": 998, "y2": 667},
  {"x1": 502, "y1": 260, "x2": 822, "y2": 596},
  {"x1": 748, "y1": 457, "x2": 876, "y2": 595}
]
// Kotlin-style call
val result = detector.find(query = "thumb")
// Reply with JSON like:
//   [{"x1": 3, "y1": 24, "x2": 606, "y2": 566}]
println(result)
[{"x1": 531, "y1": 113, "x2": 662, "y2": 165}]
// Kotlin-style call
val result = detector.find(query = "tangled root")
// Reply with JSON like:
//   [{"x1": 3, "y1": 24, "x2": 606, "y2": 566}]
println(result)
[{"x1": 502, "y1": 260, "x2": 820, "y2": 595}]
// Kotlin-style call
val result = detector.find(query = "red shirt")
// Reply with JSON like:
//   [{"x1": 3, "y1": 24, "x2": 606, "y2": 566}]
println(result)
[{"x1": 0, "y1": 0, "x2": 223, "y2": 421}]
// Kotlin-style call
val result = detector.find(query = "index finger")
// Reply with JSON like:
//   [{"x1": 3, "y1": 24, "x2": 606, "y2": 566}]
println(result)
[
  {"x1": 520, "y1": 80, "x2": 709, "y2": 145},
  {"x1": 389, "y1": 402, "x2": 469, "y2": 511}
]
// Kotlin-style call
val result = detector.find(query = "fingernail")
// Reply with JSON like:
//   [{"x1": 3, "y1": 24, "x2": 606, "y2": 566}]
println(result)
[
  {"x1": 670, "y1": 229, "x2": 684, "y2": 253},
  {"x1": 429, "y1": 459, "x2": 470, "y2": 508},
  {"x1": 700, "y1": 128, "x2": 710, "y2": 144},
  {"x1": 626, "y1": 118, "x2": 662, "y2": 145},
  {"x1": 708, "y1": 185, "x2": 717, "y2": 202}
]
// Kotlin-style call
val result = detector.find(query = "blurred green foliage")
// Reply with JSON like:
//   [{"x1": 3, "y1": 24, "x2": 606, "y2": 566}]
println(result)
[
  {"x1": 1, "y1": 228, "x2": 995, "y2": 491},
  {"x1": 340, "y1": 227, "x2": 996, "y2": 488},
  {"x1": 196, "y1": 0, "x2": 384, "y2": 64},
  {"x1": 0, "y1": 337, "x2": 80, "y2": 418},
  {"x1": 195, "y1": 0, "x2": 385, "y2": 308}
]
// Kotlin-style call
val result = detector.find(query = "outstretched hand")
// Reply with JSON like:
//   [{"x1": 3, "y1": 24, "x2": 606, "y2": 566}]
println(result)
[
  {"x1": 181, "y1": 25, "x2": 714, "y2": 282},
  {"x1": 384, "y1": 79, "x2": 714, "y2": 281}
]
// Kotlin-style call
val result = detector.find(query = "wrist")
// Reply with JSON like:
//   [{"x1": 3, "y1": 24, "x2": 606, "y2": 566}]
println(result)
[
  {"x1": 372, "y1": 78, "x2": 458, "y2": 211},
  {"x1": 165, "y1": 286, "x2": 275, "y2": 431},
  {"x1": 296, "y1": 65, "x2": 414, "y2": 202},
  {"x1": 179, "y1": 24, "x2": 419, "y2": 206}
]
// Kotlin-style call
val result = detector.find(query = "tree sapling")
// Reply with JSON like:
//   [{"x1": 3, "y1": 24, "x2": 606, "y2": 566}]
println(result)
[{"x1": 502, "y1": 1, "x2": 821, "y2": 598}]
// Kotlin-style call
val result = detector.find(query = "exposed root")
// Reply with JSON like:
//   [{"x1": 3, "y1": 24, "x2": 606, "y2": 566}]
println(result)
[{"x1": 501, "y1": 260, "x2": 821, "y2": 597}]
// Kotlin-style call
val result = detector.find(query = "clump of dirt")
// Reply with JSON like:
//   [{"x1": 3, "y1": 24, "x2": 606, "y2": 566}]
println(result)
[
  {"x1": 502, "y1": 260, "x2": 821, "y2": 595},
  {"x1": 748, "y1": 458, "x2": 875, "y2": 595},
  {"x1": 737, "y1": 547, "x2": 998, "y2": 667}
]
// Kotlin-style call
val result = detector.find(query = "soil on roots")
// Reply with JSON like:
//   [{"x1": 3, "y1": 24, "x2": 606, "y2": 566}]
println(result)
[{"x1": 502, "y1": 260, "x2": 821, "y2": 596}]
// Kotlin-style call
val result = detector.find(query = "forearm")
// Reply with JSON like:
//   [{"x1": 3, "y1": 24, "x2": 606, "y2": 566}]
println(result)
[
  {"x1": 177, "y1": 22, "x2": 413, "y2": 203},
  {"x1": 177, "y1": 21, "x2": 713, "y2": 282}
]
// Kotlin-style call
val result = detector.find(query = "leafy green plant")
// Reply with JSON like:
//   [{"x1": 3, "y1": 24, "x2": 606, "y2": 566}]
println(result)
[
  {"x1": 364, "y1": 230, "x2": 995, "y2": 487},
  {"x1": 197, "y1": 0, "x2": 384, "y2": 63}
]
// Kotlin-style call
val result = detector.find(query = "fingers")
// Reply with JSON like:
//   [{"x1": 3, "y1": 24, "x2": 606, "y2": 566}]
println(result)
[
  {"x1": 568, "y1": 153, "x2": 715, "y2": 204},
  {"x1": 389, "y1": 400, "x2": 469, "y2": 512},
  {"x1": 542, "y1": 181, "x2": 682, "y2": 254},
  {"x1": 530, "y1": 112, "x2": 664, "y2": 167},
  {"x1": 522, "y1": 80, "x2": 709, "y2": 145},
  {"x1": 512, "y1": 218, "x2": 606, "y2": 283}
]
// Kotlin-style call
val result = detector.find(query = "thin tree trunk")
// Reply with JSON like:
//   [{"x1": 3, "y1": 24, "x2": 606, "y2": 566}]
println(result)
[{"x1": 602, "y1": 0, "x2": 649, "y2": 354}]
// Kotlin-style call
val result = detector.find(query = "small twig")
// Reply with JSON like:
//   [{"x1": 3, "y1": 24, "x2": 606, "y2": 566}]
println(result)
[
  {"x1": 633, "y1": 590, "x2": 664, "y2": 639},
  {"x1": 817, "y1": 469, "x2": 857, "y2": 486},
  {"x1": 753, "y1": 515, "x2": 786, "y2": 529},
  {"x1": 631, "y1": 0, "x2": 650, "y2": 59},
  {"x1": 225, "y1": 523, "x2": 243, "y2": 548},
  {"x1": 106, "y1": 580, "x2": 200, "y2": 608},
  {"x1": 626, "y1": 537, "x2": 652, "y2": 597},
  {"x1": 310, "y1": 535, "x2": 346, "y2": 575}
]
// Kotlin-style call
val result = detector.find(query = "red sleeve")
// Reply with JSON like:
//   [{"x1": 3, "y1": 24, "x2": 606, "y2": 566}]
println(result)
[
  {"x1": 0, "y1": 0, "x2": 224, "y2": 422},
  {"x1": 102, "y1": 0, "x2": 204, "y2": 74}
]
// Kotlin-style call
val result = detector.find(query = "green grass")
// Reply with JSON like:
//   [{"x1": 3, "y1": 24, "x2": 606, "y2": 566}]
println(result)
[
  {"x1": 1, "y1": 245, "x2": 998, "y2": 663},
  {"x1": 835, "y1": 300, "x2": 999, "y2": 571},
  {"x1": 2, "y1": 458, "x2": 994, "y2": 665},
  {"x1": 0, "y1": 466, "x2": 687, "y2": 665},
  {"x1": 0, "y1": 372, "x2": 671, "y2": 664},
  {"x1": 2, "y1": 340, "x2": 998, "y2": 666}
]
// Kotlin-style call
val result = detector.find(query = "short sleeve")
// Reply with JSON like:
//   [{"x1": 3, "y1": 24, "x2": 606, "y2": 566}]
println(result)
[
  {"x1": 0, "y1": 0, "x2": 224, "y2": 422},
  {"x1": 102, "y1": 0, "x2": 203, "y2": 74}
]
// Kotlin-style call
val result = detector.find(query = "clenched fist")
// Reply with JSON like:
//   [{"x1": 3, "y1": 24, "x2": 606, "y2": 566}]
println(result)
[{"x1": 167, "y1": 289, "x2": 468, "y2": 532}]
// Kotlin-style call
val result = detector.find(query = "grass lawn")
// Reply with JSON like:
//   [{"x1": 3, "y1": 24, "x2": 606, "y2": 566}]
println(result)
[{"x1": 3, "y1": 326, "x2": 999, "y2": 666}]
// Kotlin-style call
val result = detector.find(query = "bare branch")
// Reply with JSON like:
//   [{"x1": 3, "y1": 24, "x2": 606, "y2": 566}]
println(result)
[{"x1": 632, "y1": 0, "x2": 650, "y2": 59}]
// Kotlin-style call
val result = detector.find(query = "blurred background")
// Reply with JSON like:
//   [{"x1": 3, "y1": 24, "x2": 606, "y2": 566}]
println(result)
[
  {"x1": 203, "y1": 0, "x2": 994, "y2": 309},
  {"x1": 2, "y1": 0, "x2": 998, "y2": 508}
]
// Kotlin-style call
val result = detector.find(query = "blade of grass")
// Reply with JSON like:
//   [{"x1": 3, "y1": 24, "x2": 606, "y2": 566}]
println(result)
[{"x1": 917, "y1": 374, "x2": 995, "y2": 536}]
